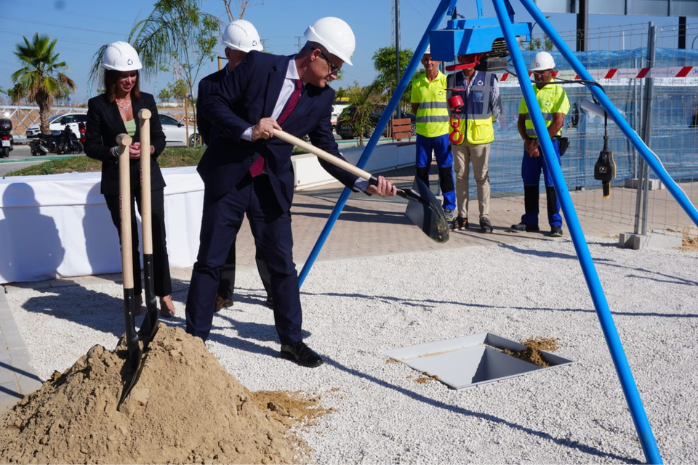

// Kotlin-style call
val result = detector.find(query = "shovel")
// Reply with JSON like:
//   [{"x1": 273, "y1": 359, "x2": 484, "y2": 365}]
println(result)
[
  {"x1": 115, "y1": 134, "x2": 142, "y2": 408},
  {"x1": 136, "y1": 109, "x2": 159, "y2": 343},
  {"x1": 273, "y1": 129, "x2": 449, "y2": 243}
]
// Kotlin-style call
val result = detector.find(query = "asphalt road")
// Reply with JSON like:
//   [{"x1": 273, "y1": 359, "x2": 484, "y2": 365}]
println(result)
[{"x1": 0, "y1": 145, "x2": 85, "y2": 177}]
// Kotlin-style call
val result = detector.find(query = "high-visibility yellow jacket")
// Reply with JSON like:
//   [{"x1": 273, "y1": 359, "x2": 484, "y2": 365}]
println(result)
[
  {"x1": 411, "y1": 70, "x2": 449, "y2": 137},
  {"x1": 518, "y1": 81, "x2": 570, "y2": 138},
  {"x1": 447, "y1": 70, "x2": 500, "y2": 145}
]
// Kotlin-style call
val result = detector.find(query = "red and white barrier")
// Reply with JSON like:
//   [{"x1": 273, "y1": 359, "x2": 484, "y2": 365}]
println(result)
[{"x1": 497, "y1": 66, "x2": 698, "y2": 86}]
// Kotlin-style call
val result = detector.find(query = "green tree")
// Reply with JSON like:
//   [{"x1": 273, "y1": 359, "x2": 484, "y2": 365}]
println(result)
[
  {"x1": 158, "y1": 86, "x2": 173, "y2": 103},
  {"x1": 167, "y1": 79, "x2": 188, "y2": 105},
  {"x1": 528, "y1": 36, "x2": 554, "y2": 51},
  {"x1": 11, "y1": 33, "x2": 76, "y2": 134},
  {"x1": 345, "y1": 81, "x2": 381, "y2": 146},
  {"x1": 372, "y1": 46, "x2": 417, "y2": 112},
  {"x1": 132, "y1": 0, "x2": 219, "y2": 146},
  {"x1": 221, "y1": 0, "x2": 265, "y2": 22}
]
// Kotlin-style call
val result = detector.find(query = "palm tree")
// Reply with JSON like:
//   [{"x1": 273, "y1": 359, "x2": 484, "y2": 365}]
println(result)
[
  {"x1": 6, "y1": 84, "x2": 26, "y2": 105},
  {"x1": 11, "y1": 33, "x2": 76, "y2": 134}
]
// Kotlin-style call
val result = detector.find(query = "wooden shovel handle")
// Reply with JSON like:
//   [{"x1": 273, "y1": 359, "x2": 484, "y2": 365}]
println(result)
[
  {"x1": 273, "y1": 129, "x2": 373, "y2": 182},
  {"x1": 138, "y1": 109, "x2": 152, "y2": 255},
  {"x1": 117, "y1": 134, "x2": 133, "y2": 289}
]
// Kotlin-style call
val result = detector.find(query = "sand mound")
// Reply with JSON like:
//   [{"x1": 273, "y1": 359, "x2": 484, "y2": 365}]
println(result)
[
  {"x1": 0, "y1": 325, "x2": 306, "y2": 464},
  {"x1": 503, "y1": 337, "x2": 560, "y2": 367}
]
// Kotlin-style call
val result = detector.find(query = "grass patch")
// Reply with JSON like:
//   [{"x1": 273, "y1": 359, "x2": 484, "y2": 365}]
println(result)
[
  {"x1": 5, "y1": 145, "x2": 309, "y2": 177},
  {"x1": 4, "y1": 147, "x2": 207, "y2": 177}
]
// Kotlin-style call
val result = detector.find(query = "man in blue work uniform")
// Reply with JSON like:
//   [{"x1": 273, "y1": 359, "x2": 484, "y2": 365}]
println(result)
[
  {"x1": 512, "y1": 51, "x2": 569, "y2": 237},
  {"x1": 411, "y1": 46, "x2": 456, "y2": 219}
]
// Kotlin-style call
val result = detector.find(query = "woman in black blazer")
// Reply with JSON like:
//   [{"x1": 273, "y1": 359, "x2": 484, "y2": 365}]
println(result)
[{"x1": 85, "y1": 41, "x2": 176, "y2": 318}]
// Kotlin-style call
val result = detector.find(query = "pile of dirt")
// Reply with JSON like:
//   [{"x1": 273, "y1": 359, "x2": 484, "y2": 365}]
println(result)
[
  {"x1": 502, "y1": 337, "x2": 560, "y2": 368},
  {"x1": 682, "y1": 230, "x2": 698, "y2": 251},
  {"x1": 0, "y1": 325, "x2": 315, "y2": 464}
]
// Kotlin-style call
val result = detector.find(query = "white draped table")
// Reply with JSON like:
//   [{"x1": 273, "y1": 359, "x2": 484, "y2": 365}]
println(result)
[{"x1": 0, "y1": 167, "x2": 205, "y2": 284}]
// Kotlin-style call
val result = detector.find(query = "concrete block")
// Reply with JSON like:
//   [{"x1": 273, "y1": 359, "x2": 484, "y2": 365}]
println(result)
[
  {"x1": 624, "y1": 178, "x2": 663, "y2": 190},
  {"x1": 619, "y1": 232, "x2": 645, "y2": 250},
  {"x1": 0, "y1": 290, "x2": 10, "y2": 312},
  {"x1": 0, "y1": 366, "x2": 17, "y2": 385},
  {"x1": 2, "y1": 331, "x2": 26, "y2": 351},
  {"x1": 619, "y1": 230, "x2": 682, "y2": 250}
]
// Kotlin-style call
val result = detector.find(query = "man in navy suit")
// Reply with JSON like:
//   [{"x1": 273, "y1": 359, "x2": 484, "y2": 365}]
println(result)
[
  {"x1": 186, "y1": 17, "x2": 397, "y2": 367},
  {"x1": 197, "y1": 20, "x2": 272, "y2": 312}
]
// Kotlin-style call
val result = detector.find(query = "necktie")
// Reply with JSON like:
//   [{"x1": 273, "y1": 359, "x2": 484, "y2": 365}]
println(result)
[{"x1": 250, "y1": 79, "x2": 303, "y2": 177}]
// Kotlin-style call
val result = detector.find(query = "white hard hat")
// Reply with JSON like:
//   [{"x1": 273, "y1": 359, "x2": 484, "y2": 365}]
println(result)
[
  {"x1": 222, "y1": 19, "x2": 263, "y2": 53},
  {"x1": 304, "y1": 17, "x2": 355, "y2": 66},
  {"x1": 102, "y1": 41, "x2": 142, "y2": 71},
  {"x1": 529, "y1": 51, "x2": 555, "y2": 71},
  {"x1": 424, "y1": 45, "x2": 431, "y2": 55}
]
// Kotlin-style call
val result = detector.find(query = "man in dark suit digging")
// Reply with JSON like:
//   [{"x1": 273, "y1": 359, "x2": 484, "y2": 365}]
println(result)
[{"x1": 186, "y1": 17, "x2": 397, "y2": 367}]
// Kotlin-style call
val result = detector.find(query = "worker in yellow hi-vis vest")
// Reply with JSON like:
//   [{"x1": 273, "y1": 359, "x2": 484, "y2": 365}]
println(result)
[
  {"x1": 447, "y1": 54, "x2": 500, "y2": 233},
  {"x1": 411, "y1": 46, "x2": 456, "y2": 218},
  {"x1": 512, "y1": 51, "x2": 569, "y2": 238}
]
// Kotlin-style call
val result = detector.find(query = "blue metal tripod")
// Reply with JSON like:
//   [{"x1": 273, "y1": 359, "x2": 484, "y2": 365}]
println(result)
[{"x1": 300, "y1": 1, "x2": 698, "y2": 462}]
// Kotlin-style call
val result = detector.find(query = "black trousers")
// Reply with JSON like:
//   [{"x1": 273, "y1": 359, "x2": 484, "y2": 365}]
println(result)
[
  {"x1": 186, "y1": 174, "x2": 301, "y2": 343},
  {"x1": 218, "y1": 223, "x2": 272, "y2": 300},
  {"x1": 104, "y1": 188, "x2": 172, "y2": 297}
]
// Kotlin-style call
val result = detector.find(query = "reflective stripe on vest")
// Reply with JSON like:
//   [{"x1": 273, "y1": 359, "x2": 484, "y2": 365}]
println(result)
[
  {"x1": 413, "y1": 72, "x2": 449, "y2": 137},
  {"x1": 447, "y1": 71, "x2": 495, "y2": 145},
  {"x1": 522, "y1": 83, "x2": 567, "y2": 138}
]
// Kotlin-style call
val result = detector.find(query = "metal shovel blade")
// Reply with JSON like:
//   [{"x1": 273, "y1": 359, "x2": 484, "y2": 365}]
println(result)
[{"x1": 403, "y1": 177, "x2": 450, "y2": 243}]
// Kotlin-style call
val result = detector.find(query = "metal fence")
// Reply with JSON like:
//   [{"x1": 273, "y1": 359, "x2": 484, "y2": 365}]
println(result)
[
  {"x1": 0, "y1": 106, "x2": 191, "y2": 139},
  {"x1": 0, "y1": 106, "x2": 87, "y2": 138},
  {"x1": 481, "y1": 22, "x2": 698, "y2": 240},
  {"x1": 3, "y1": 23, "x2": 697, "y2": 239}
]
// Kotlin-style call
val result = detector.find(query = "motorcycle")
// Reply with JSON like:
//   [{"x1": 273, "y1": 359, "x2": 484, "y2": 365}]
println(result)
[
  {"x1": 30, "y1": 123, "x2": 83, "y2": 156},
  {"x1": 57, "y1": 123, "x2": 84, "y2": 154},
  {"x1": 30, "y1": 131, "x2": 59, "y2": 156},
  {"x1": 0, "y1": 118, "x2": 14, "y2": 158}
]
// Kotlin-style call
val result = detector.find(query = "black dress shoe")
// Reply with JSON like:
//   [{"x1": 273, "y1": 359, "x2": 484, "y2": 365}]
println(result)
[
  {"x1": 265, "y1": 295, "x2": 274, "y2": 309},
  {"x1": 214, "y1": 295, "x2": 233, "y2": 313},
  {"x1": 280, "y1": 341, "x2": 324, "y2": 368}
]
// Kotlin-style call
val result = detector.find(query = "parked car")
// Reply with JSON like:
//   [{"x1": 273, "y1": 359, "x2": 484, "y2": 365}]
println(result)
[
  {"x1": 159, "y1": 113, "x2": 202, "y2": 147},
  {"x1": 336, "y1": 104, "x2": 416, "y2": 140},
  {"x1": 26, "y1": 113, "x2": 87, "y2": 139}
]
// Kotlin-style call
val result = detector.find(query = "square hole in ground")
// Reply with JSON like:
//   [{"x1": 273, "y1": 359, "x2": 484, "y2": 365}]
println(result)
[{"x1": 384, "y1": 333, "x2": 573, "y2": 389}]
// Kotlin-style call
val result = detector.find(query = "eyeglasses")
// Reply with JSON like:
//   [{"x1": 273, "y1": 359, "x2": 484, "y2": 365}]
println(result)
[
  {"x1": 318, "y1": 50, "x2": 340, "y2": 74},
  {"x1": 118, "y1": 72, "x2": 138, "y2": 79}
]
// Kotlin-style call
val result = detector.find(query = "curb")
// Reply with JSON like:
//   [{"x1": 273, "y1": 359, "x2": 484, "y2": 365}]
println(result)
[{"x1": 0, "y1": 286, "x2": 44, "y2": 412}]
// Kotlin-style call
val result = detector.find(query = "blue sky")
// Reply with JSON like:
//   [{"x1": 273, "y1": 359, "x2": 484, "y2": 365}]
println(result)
[{"x1": 1, "y1": 0, "x2": 695, "y2": 104}]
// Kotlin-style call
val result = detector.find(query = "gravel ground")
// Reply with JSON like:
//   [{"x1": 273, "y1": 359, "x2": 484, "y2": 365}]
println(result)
[{"x1": 6, "y1": 238, "x2": 698, "y2": 464}]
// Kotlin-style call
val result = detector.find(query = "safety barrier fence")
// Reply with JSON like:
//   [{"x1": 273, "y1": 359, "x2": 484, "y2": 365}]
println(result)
[
  {"x1": 478, "y1": 41, "x2": 698, "y2": 240},
  {"x1": 0, "y1": 106, "x2": 190, "y2": 138},
  {"x1": 3, "y1": 24, "x2": 697, "y2": 238}
]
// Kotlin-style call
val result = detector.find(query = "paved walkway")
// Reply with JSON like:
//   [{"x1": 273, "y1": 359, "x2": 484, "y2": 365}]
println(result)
[{"x1": 1, "y1": 171, "x2": 694, "y2": 411}]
